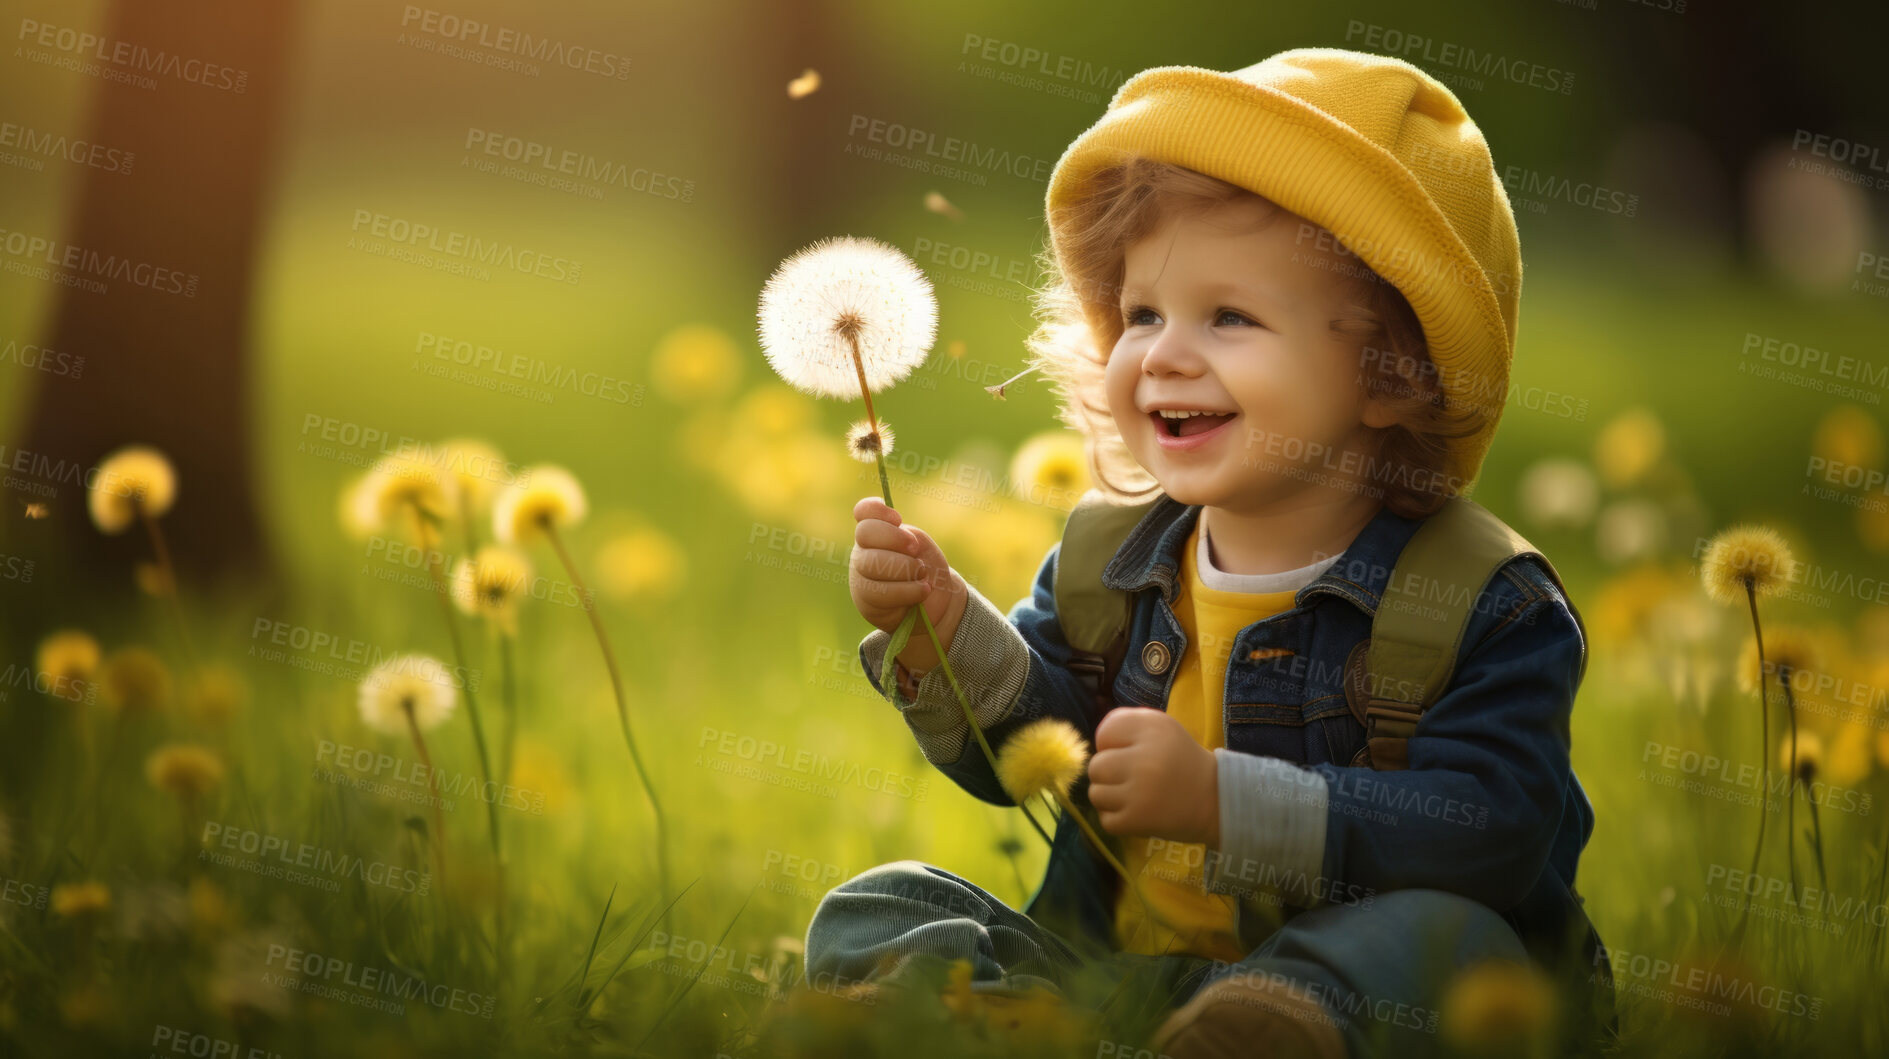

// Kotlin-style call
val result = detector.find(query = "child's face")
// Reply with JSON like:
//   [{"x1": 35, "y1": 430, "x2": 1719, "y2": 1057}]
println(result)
[{"x1": 1103, "y1": 197, "x2": 1396, "y2": 513}]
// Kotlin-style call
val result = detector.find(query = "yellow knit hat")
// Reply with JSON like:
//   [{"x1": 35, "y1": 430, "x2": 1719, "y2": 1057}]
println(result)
[{"x1": 1045, "y1": 47, "x2": 1522, "y2": 490}]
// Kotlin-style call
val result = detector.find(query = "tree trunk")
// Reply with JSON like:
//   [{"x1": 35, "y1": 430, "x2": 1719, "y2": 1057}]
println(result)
[{"x1": 13, "y1": 0, "x2": 297, "y2": 597}]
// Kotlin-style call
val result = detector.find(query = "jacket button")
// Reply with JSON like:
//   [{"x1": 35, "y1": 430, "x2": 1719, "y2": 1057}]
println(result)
[{"x1": 1140, "y1": 640, "x2": 1172, "y2": 675}]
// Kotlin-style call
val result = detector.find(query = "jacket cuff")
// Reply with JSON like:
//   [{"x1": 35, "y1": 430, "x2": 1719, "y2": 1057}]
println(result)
[
  {"x1": 1204, "y1": 750, "x2": 1330, "y2": 907},
  {"x1": 858, "y1": 580, "x2": 1029, "y2": 765}
]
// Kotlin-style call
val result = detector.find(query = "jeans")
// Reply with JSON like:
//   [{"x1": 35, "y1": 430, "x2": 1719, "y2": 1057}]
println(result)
[{"x1": 805, "y1": 860, "x2": 1530, "y2": 1058}]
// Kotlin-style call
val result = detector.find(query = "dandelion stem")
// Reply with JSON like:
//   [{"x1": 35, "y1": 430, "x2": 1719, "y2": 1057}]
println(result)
[
  {"x1": 498, "y1": 633, "x2": 519, "y2": 791},
  {"x1": 403, "y1": 702, "x2": 450, "y2": 889},
  {"x1": 139, "y1": 507, "x2": 201, "y2": 685},
  {"x1": 1804, "y1": 781, "x2": 1829, "y2": 897},
  {"x1": 986, "y1": 363, "x2": 1041, "y2": 399},
  {"x1": 542, "y1": 521, "x2": 671, "y2": 919},
  {"x1": 842, "y1": 331, "x2": 1054, "y2": 848},
  {"x1": 1783, "y1": 673, "x2": 1801, "y2": 895},
  {"x1": 1733, "y1": 580, "x2": 1771, "y2": 944}
]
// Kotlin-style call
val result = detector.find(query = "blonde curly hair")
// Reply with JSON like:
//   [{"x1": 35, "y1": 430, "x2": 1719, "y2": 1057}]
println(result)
[{"x1": 1026, "y1": 156, "x2": 1487, "y2": 518}]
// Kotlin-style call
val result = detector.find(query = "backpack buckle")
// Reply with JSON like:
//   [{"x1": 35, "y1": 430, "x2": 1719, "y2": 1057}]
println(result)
[{"x1": 1364, "y1": 698, "x2": 1423, "y2": 770}]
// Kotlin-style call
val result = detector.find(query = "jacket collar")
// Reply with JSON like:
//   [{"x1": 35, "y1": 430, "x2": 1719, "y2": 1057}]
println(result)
[{"x1": 1098, "y1": 493, "x2": 1424, "y2": 617}]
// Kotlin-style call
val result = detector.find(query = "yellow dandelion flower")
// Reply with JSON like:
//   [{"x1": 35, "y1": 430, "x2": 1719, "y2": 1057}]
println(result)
[
  {"x1": 101, "y1": 647, "x2": 172, "y2": 714},
  {"x1": 1009, "y1": 432, "x2": 1091, "y2": 511},
  {"x1": 189, "y1": 664, "x2": 247, "y2": 723},
  {"x1": 145, "y1": 744, "x2": 225, "y2": 799},
  {"x1": 1825, "y1": 724, "x2": 1872, "y2": 786},
  {"x1": 492, "y1": 465, "x2": 587, "y2": 546},
  {"x1": 450, "y1": 545, "x2": 533, "y2": 634},
  {"x1": 596, "y1": 527, "x2": 686, "y2": 602},
  {"x1": 1735, "y1": 626, "x2": 1822, "y2": 695},
  {"x1": 995, "y1": 719, "x2": 1088, "y2": 803},
  {"x1": 845, "y1": 419, "x2": 894, "y2": 463},
  {"x1": 50, "y1": 881, "x2": 110, "y2": 919},
  {"x1": 35, "y1": 629, "x2": 99, "y2": 703},
  {"x1": 436, "y1": 438, "x2": 510, "y2": 516},
  {"x1": 756, "y1": 236, "x2": 938, "y2": 399},
  {"x1": 1782, "y1": 730, "x2": 1823, "y2": 782},
  {"x1": 1440, "y1": 959, "x2": 1556, "y2": 1052},
  {"x1": 1860, "y1": 500, "x2": 1889, "y2": 554},
  {"x1": 738, "y1": 384, "x2": 816, "y2": 438},
  {"x1": 87, "y1": 445, "x2": 177, "y2": 534},
  {"x1": 652, "y1": 324, "x2": 742, "y2": 402},
  {"x1": 1593, "y1": 407, "x2": 1665, "y2": 488},
  {"x1": 1812, "y1": 404, "x2": 1883, "y2": 471},
  {"x1": 357, "y1": 654, "x2": 459, "y2": 735},
  {"x1": 507, "y1": 738, "x2": 572, "y2": 813},
  {"x1": 1700, "y1": 525, "x2": 1798, "y2": 604}
]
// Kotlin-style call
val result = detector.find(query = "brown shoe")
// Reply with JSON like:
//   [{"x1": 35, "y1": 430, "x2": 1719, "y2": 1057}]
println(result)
[{"x1": 1150, "y1": 974, "x2": 1349, "y2": 1059}]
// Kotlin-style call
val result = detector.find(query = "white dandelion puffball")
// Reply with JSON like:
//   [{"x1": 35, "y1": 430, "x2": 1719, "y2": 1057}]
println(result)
[
  {"x1": 358, "y1": 654, "x2": 459, "y2": 735},
  {"x1": 756, "y1": 236, "x2": 938, "y2": 398}
]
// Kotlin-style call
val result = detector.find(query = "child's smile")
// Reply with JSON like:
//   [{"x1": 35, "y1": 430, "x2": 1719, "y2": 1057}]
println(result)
[{"x1": 1104, "y1": 196, "x2": 1398, "y2": 517}]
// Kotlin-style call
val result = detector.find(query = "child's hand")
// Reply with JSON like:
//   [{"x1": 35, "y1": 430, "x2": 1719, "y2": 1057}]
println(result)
[
  {"x1": 1089, "y1": 707, "x2": 1220, "y2": 846},
  {"x1": 850, "y1": 496, "x2": 967, "y2": 673}
]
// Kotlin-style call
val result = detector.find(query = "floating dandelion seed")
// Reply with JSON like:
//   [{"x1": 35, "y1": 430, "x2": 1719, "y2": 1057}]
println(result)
[
  {"x1": 145, "y1": 744, "x2": 225, "y2": 799},
  {"x1": 756, "y1": 236, "x2": 937, "y2": 400},
  {"x1": 996, "y1": 719, "x2": 1088, "y2": 803},
  {"x1": 358, "y1": 655, "x2": 458, "y2": 735},
  {"x1": 493, "y1": 465, "x2": 587, "y2": 547},
  {"x1": 845, "y1": 419, "x2": 894, "y2": 463},
  {"x1": 985, "y1": 363, "x2": 1042, "y2": 400},
  {"x1": 924, "y1": 191, "x2": 964, "y2": 222},
  {"x1": 786, "y1": 67, "x2": 821, "y2": 99},
  {"x1": 88, "y1": 445, "x2": 176, "y2": 534}
]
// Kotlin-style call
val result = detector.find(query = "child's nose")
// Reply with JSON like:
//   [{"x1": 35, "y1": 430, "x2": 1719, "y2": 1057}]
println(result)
[{"x1": 1140, "y1": 329, "x2": 1206, "y2": 377}]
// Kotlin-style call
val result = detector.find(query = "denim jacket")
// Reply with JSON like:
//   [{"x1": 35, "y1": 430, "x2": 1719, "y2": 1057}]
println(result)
[{"x1": 858, "y1": 494, "x2": 1603, "y2": 981}]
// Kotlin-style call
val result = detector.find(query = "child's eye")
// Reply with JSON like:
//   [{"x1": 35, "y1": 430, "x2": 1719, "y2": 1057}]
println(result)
[
  {"x1": 1215, "y1": 308, "x2": 1258, "y2": 327},
  {"x1": 1122, "y1": 305, "x2": 1159, "y2": 327}
]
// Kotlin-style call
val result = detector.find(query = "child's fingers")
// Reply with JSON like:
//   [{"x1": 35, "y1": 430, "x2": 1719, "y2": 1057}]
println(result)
[
  {"x1": 855, "y1": 518, "x2": 920, "y2": 555},
  {"x1": 1087, "y1": 748, "x2": 1127, "y2": 787},
  {"x1": 853, "y1": 496, "x2": 902, "y2": 526},
  {"x1": 853, "y1": 574, "x2": 929, "y2": 610},
  {"x1": 904, "y1": 524, "x2": 950, "y2": 568},
  {"x1": 852, "y1": 546, "x2": 927, "y2": 584}
]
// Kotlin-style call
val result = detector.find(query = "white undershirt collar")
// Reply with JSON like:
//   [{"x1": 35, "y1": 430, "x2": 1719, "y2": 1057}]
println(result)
[{"x1": 1195, "y1": 521, "x2": 1342, "y2": 595}]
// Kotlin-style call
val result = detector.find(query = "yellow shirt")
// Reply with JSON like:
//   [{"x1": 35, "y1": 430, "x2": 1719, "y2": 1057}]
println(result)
[{"x1": 1113, "y1": 524, "x2": 1302, "y2": 962}]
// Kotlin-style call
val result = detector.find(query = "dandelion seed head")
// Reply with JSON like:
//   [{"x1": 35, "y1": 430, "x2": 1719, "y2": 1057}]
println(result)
[
  {"x1": 493, "y1": 465, "x2": 587, "y2": 546},
  {"x1": 1700, "y1": 525, "x2": 1797, "y2": 605},
  {"x1": 146, "y1": 744, "x2": 225, "y2": 799},
  {"x1": 36, "y1": 629, "x2": 100, "y2": 702},
  {"x1": 358, "y1": 654, "x2": 459, "y2": 735},
  {"x1": 451, "y1": 546, "x2": 533, "y2": 635},
  {"x1": 995, "y1": 719, "x2": 1088, "y2": 803},
  {"x1": 349, "y1": 453, "x2": 450, "y2": 545},
  {"x1": 756, "y1": 236, "x2": 937, "y2": 399},
  {"x1": 845, "y1": 420, "x2": 894, "y2": 463},
  {"x1": 88, "y1": 445, "x2": 176, "y2": 534}
]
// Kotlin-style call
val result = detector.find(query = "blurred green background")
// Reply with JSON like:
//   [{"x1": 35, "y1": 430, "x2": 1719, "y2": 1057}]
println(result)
[{"x1": 1, "y1": 0, "x2": 1888, "y2": 1055}]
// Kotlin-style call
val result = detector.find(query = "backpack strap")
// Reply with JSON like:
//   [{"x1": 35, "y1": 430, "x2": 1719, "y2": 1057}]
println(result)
[
  {"x1": 1347, "y1": 496, "x2": 1585, "y2": 769},
  {"x1": 1053, "y1": 489, "x2": 1162, "y2": 716}
]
